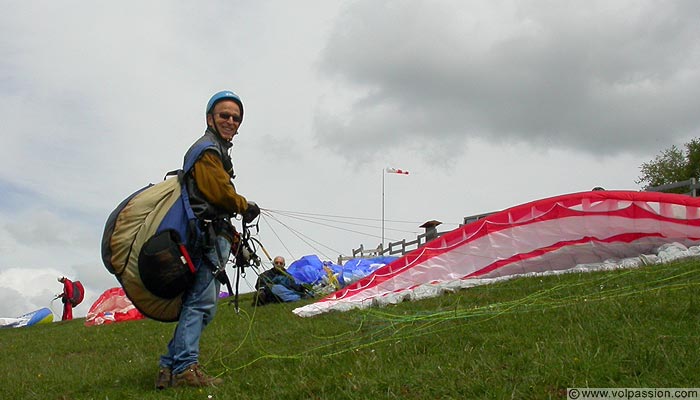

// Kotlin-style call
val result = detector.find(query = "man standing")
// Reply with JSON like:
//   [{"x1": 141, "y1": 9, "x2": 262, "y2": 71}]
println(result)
[
  {"x1": 56, "y1": 276, "x2": 83, "y2": 321},
  {"x1": 156, "y1": 90, "x2": 260, "y2": 389}
]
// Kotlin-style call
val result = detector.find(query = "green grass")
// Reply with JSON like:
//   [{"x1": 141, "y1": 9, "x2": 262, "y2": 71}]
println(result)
[{"x1": 2, "y1": 259, "x2": 700, "y2": 399}]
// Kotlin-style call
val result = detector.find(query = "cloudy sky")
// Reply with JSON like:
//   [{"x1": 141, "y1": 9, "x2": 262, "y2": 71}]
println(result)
[{"x1": 1, "y1": 0, "x2": 699, "y2": 319}]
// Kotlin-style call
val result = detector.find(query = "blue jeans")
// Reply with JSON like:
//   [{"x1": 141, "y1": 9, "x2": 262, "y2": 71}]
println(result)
[
  {"x1": 160, "y1": 235, "x2": 228, "y2": 374},
  {"x1": 270, "y1": 284, "x2": 303, "y2": 302}
]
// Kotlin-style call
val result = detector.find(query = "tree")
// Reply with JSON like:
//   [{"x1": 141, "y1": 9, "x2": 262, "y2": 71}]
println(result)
[
  {"x1": 637, "y1": 138, "x2": 700, "y2": 192},
  {"x1": 683, "y1": 138, "x2": 700, "y2": 179}
]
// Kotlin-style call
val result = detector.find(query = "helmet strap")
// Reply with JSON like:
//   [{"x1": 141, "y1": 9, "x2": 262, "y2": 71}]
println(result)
[{"x1": 207, "y1": 113, "x2": 224, "y2": 140}]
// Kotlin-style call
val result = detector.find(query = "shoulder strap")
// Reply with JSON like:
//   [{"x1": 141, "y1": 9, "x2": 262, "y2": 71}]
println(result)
[
  {"x1": 164, "y1": 169, "x2": 180, "y2": 180},
  {"x1": 183, "y1": 135, "x2": 220, "y2": 173}
]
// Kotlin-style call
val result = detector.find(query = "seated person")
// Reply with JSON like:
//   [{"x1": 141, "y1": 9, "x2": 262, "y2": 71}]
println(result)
[{"x1": 253, "y1": 256, "x2": 311, "y2": 306}]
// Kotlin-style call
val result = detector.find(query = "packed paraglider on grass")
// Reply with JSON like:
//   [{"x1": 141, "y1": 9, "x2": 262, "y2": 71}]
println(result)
[
  {"x1": 0, "y1": 307, "x2": 53, "y2": 328},
  {"x1": 294, "y1": 190, "x2": 700, "y2": 316}
]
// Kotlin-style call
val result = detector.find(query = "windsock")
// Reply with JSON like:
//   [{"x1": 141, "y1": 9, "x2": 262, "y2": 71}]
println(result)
[{"x1": 386, "y1": 167, "x2": 409, "y2": 175}]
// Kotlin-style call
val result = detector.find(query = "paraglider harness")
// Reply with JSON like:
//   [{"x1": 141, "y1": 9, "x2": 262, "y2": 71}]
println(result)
[
  {"x1": 100, "y1": 133, "x2": 265, "y2": 320},
  {"x1": 53, "y1": 279, "x2": 85, "y2": 307},
  {"x1": 208, "y1": 217, "x2": 266, "y2": 312}
]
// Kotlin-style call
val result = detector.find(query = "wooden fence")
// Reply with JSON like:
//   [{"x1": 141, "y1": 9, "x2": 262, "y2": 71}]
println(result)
[
  {"x1": 336, "y1": 212, "x2": 494, "y2": 265},
  {"x1": 337, "y1": 231, "x2": 443, "y2": 265},
  {"x1": 646, "y1": 178, "x2": 699, "y2": 197}
]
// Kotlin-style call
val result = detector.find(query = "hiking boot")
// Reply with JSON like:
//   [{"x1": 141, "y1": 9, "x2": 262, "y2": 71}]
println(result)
[
  {"x1": 155, "y1": 367, "x2": 172, "y2": 390},
  {"x1": 172, "y1": 363, "x2": 223, "y2": 387}
]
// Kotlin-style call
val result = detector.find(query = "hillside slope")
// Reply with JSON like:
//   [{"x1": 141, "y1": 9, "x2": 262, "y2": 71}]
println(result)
[{"x1": 1, "y1": 259, "x2": 698, "y2": 399}]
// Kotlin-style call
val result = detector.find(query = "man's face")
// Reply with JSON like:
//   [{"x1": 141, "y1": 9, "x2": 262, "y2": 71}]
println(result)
[
  {"x1": 207, "y1": 100, "x2": 242, "y2": 142},
  {"x1": 273, "y1": 258, "x2": 286, "y2": 269}
]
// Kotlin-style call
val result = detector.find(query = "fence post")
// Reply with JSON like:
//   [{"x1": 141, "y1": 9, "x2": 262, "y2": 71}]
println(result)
[{"x1": 354, "y1": 244, "x2": 364, "y2": 258}]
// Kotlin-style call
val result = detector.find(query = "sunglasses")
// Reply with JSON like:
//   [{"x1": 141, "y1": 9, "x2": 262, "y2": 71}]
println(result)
[
  {"x1": 216, "y1": 113, "x2": 242, "y2": 123},
  {"x1": 274, "y1": 262, "x2": 285, "y2": 266}
]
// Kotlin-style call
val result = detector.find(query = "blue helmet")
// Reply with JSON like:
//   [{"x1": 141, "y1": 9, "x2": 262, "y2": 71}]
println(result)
[{"x1": 206, "y1": 90, "x2": 244, "y2": 119}]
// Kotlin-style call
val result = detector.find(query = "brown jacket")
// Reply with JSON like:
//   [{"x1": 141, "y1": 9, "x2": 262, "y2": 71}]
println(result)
[{"x1": 192, "y1": 151, "x2": 248, "y2": 215}]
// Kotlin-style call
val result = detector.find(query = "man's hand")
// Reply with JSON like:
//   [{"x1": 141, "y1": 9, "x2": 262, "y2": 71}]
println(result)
[{"x1": 243, "y1": 201, "x2": 260, "y2": 223}]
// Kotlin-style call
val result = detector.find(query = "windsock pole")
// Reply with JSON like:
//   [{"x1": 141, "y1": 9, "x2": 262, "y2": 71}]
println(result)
[{"x1": 382, "y1": 167, "x2": 409, "y2": 250}]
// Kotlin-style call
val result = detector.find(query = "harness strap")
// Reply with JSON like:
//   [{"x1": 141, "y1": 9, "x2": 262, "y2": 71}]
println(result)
[
  {"x1": 231, "y1": 225, "x2": 252, "y2": 312},
  {"x1": 203, "y1": 220, "x2": 237, "y2": 310}
]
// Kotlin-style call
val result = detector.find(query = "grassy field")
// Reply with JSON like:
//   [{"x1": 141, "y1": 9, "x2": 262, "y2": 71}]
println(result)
[{"x1": 1, "y1": 259, "x2": 699, "y2": 400}]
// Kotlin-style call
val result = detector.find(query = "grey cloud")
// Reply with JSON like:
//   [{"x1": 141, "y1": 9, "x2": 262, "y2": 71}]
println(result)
[
  {"x1": 4, "y1": 209, "x2": 92, "y2": 247},
  {"x1": 0, "y1": 269, "x2": 64, "y2": 317},
  {"x1": 0, "y1": 287, "x2": 32, "y2": 318},
  {"x1": 315, "y1": 0, "x2": 700, "y2": 162}
]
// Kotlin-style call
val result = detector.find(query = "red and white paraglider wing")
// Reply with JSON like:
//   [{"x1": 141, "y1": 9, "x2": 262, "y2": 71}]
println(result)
[
  {"x1": 294, "y1": 191, "x2": 700, "y2": 317},
  {"x1": 85, "y1": 287, "x2": 145, "y2": 326}
]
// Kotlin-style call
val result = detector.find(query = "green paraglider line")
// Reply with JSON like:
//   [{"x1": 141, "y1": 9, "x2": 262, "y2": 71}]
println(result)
[{"x1": 204, "y1": 264, "x2": 700, "y2": 375}]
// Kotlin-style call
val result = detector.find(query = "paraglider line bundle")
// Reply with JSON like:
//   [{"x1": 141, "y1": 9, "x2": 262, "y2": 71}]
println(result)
[
  {"x1": 259, "y1": 208, "x2": 459, "y2": 264},
  {"x1": 207, "y1": 264, "x2": 699, "y2": 373}
]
